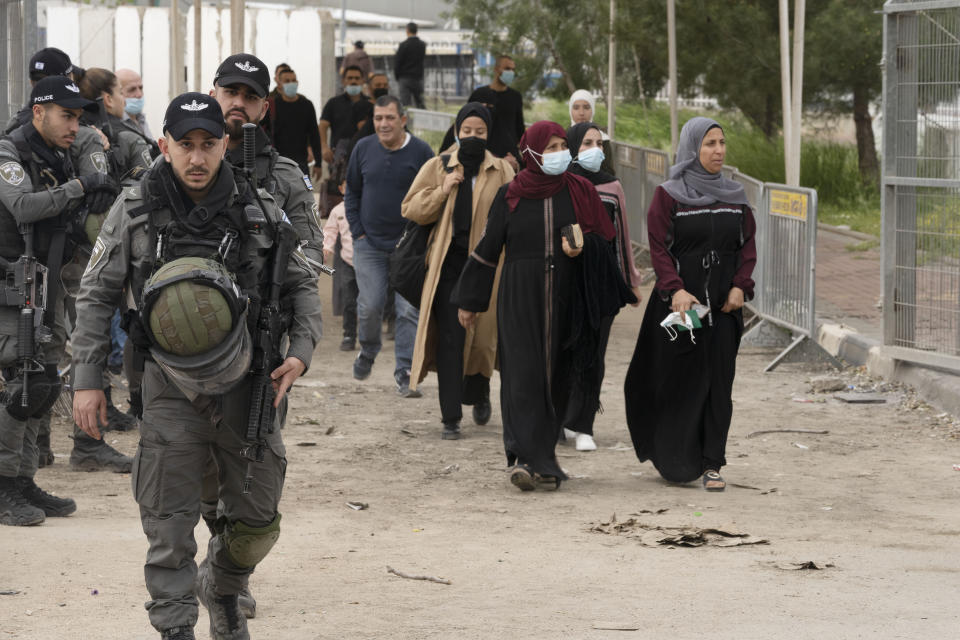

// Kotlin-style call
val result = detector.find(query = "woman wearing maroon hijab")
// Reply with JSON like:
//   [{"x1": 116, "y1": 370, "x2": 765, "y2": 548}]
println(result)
[{"x1": 453, "y1": 121, "x2": 616, "y2": 491}]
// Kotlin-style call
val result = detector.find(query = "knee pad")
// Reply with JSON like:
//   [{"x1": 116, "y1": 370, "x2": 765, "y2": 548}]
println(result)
[{"x1": 222, "y1": 513, "x2": 281, "y2": 568}]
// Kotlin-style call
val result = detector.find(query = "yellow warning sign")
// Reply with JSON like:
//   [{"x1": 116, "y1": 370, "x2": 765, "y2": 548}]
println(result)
[{"x1": 769, "y1": 189, "x2": 808, "y2": 221}]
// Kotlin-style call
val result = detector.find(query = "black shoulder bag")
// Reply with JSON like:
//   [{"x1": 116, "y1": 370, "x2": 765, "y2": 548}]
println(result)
[{"x1": 389, "y1": 154, "x2": 452, "y2": 309}]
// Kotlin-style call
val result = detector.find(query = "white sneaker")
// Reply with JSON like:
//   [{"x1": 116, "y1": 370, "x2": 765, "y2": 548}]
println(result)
[
  {"x1": 563, "y1": 428, "x2": 578, "y2": 441},
  {"x1": 575, "y1": 433, "x2": 597, "y2": 451}
]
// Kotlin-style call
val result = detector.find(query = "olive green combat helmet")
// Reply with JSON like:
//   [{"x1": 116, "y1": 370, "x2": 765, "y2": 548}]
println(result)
[
  {"x1": 147, "y1": 258, "x2": 236, "y2": 356},
  {"x1": 141, "y1": 257, "x2": 252, "y2": 394}
]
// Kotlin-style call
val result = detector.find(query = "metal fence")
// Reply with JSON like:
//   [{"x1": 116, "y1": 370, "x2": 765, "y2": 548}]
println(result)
[
  {"x1": 609, "y1": 141, "x2": 669, "y2": 248},
  {"x1": 882, "y1": 1, "x2": 960, "y2": 371}
]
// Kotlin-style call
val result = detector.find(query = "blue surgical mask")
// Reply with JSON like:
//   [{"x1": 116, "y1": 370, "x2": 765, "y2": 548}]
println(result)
[
  {"x1": 526, "y1": 147, "x2": 571, "y2": 176},
  {"x1": 345, "y1": 84, "x2": 362, "y2": 97},
  {"x1": 283, "y1": 82, "x2": 299, "y2": 98},
  {"x1": 125, "y1": 96, "x2": 144, "y2": 115},
  {"x1": 576, "y1": 147, "x2": 605, "y2": 173},
  {"x1": 500, "y1": 69, "x2": 515, "y2": 85}
]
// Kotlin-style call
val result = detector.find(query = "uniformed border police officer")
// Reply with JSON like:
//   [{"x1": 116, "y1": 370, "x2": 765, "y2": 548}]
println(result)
[
  {"x1": 71, "y1": 93, "x2": 322, "y2": 640},
  {"x1": 4, "y1": 46, "x2": 132, "y2": 471},
  {"x1": 0, "y1": 76, "x2": 117, "y2": 525},
  {"x1": 201, "y1": 51, "x2": 326, "y2": 619}
]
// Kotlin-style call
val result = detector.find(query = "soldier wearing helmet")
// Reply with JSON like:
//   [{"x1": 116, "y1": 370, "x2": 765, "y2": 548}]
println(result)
[{"x1": 70, "y1": 92, "x2": 322, "y2": 640}]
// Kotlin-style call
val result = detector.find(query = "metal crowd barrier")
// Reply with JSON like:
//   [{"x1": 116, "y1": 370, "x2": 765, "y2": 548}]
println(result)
[
  {"x1": 610, "y1": 141, "x2": 669, "y2": 248},
  {"x1": 736, "y1": 180, "x2": 839, "y2": 371}
]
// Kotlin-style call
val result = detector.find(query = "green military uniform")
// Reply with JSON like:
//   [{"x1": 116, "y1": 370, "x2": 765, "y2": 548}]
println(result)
[
  {"x1": 0, "y1": 75, "x2": 114, "y2": 524},
  {"x1": 0, "y1": 126, "x2": 80, "y2": 483},
  {"x1": 70, "y1": 147, "x2": 322, "y2": 634}
]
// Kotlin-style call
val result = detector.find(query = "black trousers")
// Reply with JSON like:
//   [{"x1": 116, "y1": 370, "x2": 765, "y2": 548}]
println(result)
[
  {"x1": 336, "y1": 256, "x2": 358, "y2": 339},
  {"x1": 433, "y1": 249, "x2": 488, "y2": 424},
  {"x1": 561, "y1": 314, "x2": 615, "y2": 436}
]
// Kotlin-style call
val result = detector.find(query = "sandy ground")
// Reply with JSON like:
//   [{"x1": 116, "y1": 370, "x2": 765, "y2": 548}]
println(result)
[{"x1": 2, "y1": 280, "x2": 959, "y2": 640}]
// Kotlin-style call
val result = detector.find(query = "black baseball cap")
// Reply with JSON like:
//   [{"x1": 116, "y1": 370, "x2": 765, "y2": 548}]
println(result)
[
  {"x1": 29, "y1": 47, "x2": 73, "y2": 77},
  {"x1": 213, "y1": 54, "x2": 269, "y2": 98},
  {"x1": 162, "y1": 93, "x2": 225, "y2": 140},
  {"x1": 30, "y1": 76, "x2": 96, "y2": 111}
]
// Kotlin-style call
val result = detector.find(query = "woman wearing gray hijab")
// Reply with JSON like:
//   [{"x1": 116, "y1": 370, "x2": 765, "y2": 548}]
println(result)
[{"x1": 623, "y1": 117, "x2": 757, "y2": 491}]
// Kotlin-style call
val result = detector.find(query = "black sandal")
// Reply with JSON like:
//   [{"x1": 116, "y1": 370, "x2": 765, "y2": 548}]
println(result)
[
  {"x1": 534, "y1": 473, "x2": 562, "y2": 491},
  {"x1": 702, "y1": 470, "x2": 726, "y2": 492},
  {"x1": 510, "y1": 465, "x2": 536, "y2": 491}
]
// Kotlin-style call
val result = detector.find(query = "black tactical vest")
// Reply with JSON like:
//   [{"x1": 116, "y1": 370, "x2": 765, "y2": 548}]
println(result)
[
  {"x1": 0, "y1": 127, "x2": 76, "y2": 263},
  {"x1": 127, "y1": 163, "x2": 276, "y2": 337}
]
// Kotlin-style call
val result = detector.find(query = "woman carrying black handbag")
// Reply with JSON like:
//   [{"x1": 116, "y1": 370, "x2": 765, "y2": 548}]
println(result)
[{"x1": 400, "y1": 103, "x2": 515, "y2": 440}]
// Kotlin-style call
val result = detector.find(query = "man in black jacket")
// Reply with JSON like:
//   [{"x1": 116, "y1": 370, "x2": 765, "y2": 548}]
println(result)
[{"x1": 394, "y1": 22, "x2": 426, "y2": 109}]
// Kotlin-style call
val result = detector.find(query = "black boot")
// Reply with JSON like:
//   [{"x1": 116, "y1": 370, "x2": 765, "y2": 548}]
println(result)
[
  {"x1": 103, "y1": 386, "x2": 137, "y2": 432},
  {"x1": 196, "y1": 564, "x2": 250, "y2": 639},
  {"x1": 472, "y1": 398, "x2": 492, "y2": 426},
  {"x1": 197, "y1": 556, "x2": 257, "y2": 619},
  {"x1": 441, "y1": 421, "x2": 461, "y2": 440},
  {"x1": 16, "y1": 476, "x2": 76, "y2": 517},
  {"x1": 0, "y1": 476, "x2": 45, "y2": 526},
  {"x1": 70, "y1": 433, "x2": 133, "y2": 473},
  {"x1": 36, "y1": 431, "x2": 55, "y2": 468},
  {"x1": 160, "y1": 627, "x2": 196, "y2": 640}
]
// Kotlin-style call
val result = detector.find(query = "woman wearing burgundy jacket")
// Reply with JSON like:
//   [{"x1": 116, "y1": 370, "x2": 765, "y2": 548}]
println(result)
[{"x1": 624, "y1": 117, "x2": 757, "y2": 492}]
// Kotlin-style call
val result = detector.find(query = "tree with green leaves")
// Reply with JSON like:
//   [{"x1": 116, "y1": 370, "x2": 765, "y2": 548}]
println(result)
[{"x1": 805, "y1": 0, "x2": 884, "y2": 185}]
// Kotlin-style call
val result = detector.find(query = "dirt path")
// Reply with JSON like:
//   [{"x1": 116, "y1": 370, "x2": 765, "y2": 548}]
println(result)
[{"x1": 2, "y1": 282, "x2": 959, "y2": 639}]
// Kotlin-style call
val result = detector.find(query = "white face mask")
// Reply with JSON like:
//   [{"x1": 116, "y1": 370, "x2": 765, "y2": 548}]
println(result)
[
  {"x1": 576, "y1": 146, "x2": 604, "y2": 173},
  {"x1": 660, "y1": 304, "x2": 710, "y2": 343},
  {"x1": 525, "y1": 147, "x2": 571, "y2": 175}
]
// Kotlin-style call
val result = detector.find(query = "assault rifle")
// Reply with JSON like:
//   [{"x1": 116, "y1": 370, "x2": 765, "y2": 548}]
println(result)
[
  {"x1": 240, "y1": 122, "x2": 298, "y2": 494},
  {"x1": 94, "y1": 97, "x2": 121, "y2": 178},
  {"x1": 0, "y1": 224, "x2": 52, "y2": 408}
]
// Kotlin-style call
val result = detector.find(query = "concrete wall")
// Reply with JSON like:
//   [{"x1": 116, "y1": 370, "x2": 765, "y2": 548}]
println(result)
[{"x1": 45, "y1": 4, "x2": 334, "y2": 141}]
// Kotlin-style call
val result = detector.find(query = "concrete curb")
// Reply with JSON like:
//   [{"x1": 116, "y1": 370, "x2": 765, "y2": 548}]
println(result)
[
  {"x1": 816, "y1": 322, "x2": 960, "y2": 417},
  {"x1": 816, "y1": 222, "x2": 877, "y2": 243}
]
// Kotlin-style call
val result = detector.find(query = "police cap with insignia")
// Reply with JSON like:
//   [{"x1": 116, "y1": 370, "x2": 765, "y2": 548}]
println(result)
[
  {"x1": 213, "y1": 53, "x2": 269, "y2": 98},
  {"x1": 31, "y1": 75, "x2": 97, "y2": 112},
  {"x1": 162, "y1": 92, "x2": 225, "y2": 140},
  {"x1": 28, "y1": 47, "x2": 73, "y2": 78}
]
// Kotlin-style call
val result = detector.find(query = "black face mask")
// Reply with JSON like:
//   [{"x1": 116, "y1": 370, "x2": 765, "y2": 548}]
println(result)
[
  {"x1": 457, "y1": 136, "x2": 487, "y2": 172},
  {"x1": 373, "y1": 88, "x2": 389, "y2": 98}
]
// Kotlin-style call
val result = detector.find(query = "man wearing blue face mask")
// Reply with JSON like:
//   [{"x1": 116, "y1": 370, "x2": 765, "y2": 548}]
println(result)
[
  {"x1": 117, "y1": 68, "x2": 154, "y2": 140},
  {"x1": 474, "y1": 55, "x2": 525, "y2": 172},
  {"x1": 270, "y1": 65, "x2": 325, "y2": 180}
]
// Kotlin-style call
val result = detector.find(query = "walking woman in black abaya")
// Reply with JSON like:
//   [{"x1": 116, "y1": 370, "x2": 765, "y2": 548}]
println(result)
[
  {"x1": 624, "y1": 117, "x2": 757, "y2": 491},
  {"x1": 454, "y1": 121, "x2": 618, "y2": 492}
]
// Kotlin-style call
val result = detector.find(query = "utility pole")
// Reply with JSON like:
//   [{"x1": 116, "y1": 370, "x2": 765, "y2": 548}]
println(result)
[
  {"x1": 607, "y1": 0, "x2": 616, "y2": 139},
  {"x1": 667, "y1": 0, "x2": 678, "y2": 160},
  {"x1": 778, "y1": 0, "x2": 793, "y2": 184},
  {"x1": 171, "y1": 0, "x2": 186, "y2": 96},
  {"x1": 193, "y1": 0, "x2": 202, "y2": 91},
  {"x1": 340, "y1": 0, "x2": 347, "y2": 59},
  {"x1": 790, "y1": 0, "x2": 806, "y2": 186},
  {"x1": 230, "y1": 0, "x2": 244, "y2": 54}
]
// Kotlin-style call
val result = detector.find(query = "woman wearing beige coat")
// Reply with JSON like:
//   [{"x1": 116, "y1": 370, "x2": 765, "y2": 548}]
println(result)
[{"x1": 401, "y1": 103, "x2": 515, "y2": 440}]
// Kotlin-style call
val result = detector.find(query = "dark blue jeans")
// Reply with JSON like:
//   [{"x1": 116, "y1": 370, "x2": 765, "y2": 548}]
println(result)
[{"x1": 353, "y1": 236, "x2": 418, "y2": 379}]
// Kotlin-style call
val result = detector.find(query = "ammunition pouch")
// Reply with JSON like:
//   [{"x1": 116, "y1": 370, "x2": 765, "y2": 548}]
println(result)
[{"x1": 2, "y1": 363, "x2": 60, "y2": 421}]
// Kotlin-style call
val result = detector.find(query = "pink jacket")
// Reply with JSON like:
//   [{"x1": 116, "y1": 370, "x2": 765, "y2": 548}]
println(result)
[
  {"x1": 323, "y1": 201, "x2": 354, "y2": 266},
  {"x1": 595, "y1": 180, "x2": 643, "y2": 288}
]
